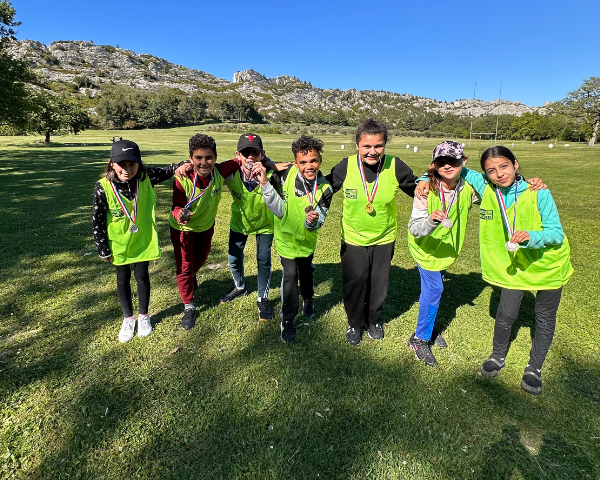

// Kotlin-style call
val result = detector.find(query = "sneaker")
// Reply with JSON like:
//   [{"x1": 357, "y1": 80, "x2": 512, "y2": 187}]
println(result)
[
  {"x1": 280, "y1": 320, "x2": 296, "y2": 343},
  {"x1": 480, "y1": 354, "x2": 505, "y2": 378},
  {"x1": 181, "y1": 306, "x2": 196, "y2": 330},
  {"x1": 521, "y1": 365, "x2": 543, "y2": 395},
  {"x1": 408, "y1": 333, "x2": 438, "y2": 367},
  {"x1": 118, "y1": 316, "x2": 136, "y2": 343},
  {"x1": 346, "y1": 326, "x2": 363, "y2": 346},
  {"x1": 302, "y1": 298, "x2": 315, "y2": 317},
  {"x1": 367, "y1": 322, "x2": 384, "y2": 340},
  {"x1": 137, "y1": 314, "x2": 153, "y2": 337},
  {"x1": 220, "y1": 285, "x2": 247, "y2": 303},
  {"x1": 431, "y1": 328, "x2": 448, "y2": 349},
  {"x1": 257, "y1": 298, "x2": 273, "y2": 322}
]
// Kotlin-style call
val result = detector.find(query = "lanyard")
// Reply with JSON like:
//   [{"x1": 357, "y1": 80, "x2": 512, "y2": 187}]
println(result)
[
  {"x1": 494, "y1": 180, "x2": 519, "y2": 237},
  {"x1": 438, "y1": 182, "x2": 458, "y2": 219},
  {"x1": 186, "y1": 171, "x2": 213, "y2": 209},
  {"x1": 357, "y1": 155, "x2": 383, "y2": 204},
  {"x1": 110, "y1": 179, "x2": 138, "y2": 224}
]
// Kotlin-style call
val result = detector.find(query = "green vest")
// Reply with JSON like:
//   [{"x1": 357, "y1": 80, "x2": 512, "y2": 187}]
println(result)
[
  {"x1": 99, "y1": 177, "x2": 160, "y2": 266},
  {"x1": 479, "y1": 186, "x2": 574, "y2": 290},
  {"x1": 169, "y1": 170, "x2": 224, "y2": 233},
  {"x1": 408, "y1": 181, "x2": 473, "y2": 270},
  {"x1": 274, "y1": 166, "x2": 332, "y2": 259},
  {"x1": 341, "y1": 155, "x2": 399, "y2": 246},
  {"x1": 229, "y1": 169, "x2": 274, "y2": 235}
]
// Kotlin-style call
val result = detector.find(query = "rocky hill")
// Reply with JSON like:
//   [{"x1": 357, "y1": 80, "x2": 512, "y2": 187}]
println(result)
[{"x1": 9, "y1": 39, "x2": 544, "y2": 120}]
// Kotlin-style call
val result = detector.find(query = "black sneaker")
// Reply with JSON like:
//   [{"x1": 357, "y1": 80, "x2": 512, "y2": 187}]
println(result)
[
  {"x1": 480, "y1": 354, "x2": 505, "y2": 378},
  {"x1": 181, "y1": 307, "x2": 196, "y2": 330},
  {"x1": 220, "y1": 285, "x2": 247, "y2": 303},
  {"x1": 280, "y1": 320, "x2": 296, "y2": 343},
  {"x1": 408, "y1": 333, "x2": 438, "y2": 367},
  {"x1": 257, "y1": 298, "x2": 273, "y2": 322},
  {"x1": 302, "y1": 298, "x2": 315, "y2": 317},
  {"x1": 367, "y1": 323, "x2": 384, "y2": 340},
  {"x1": 346, "y1": 326, "x2": 363, "y2": 346},
  {"x1": 521, "y1": 365, "x2": 542, "y2": 395},
  {"x1": 431, "y1": 327, "x2": 448, "y2": 348}
]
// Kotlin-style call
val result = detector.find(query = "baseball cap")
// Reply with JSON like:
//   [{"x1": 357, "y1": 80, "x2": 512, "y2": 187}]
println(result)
[
  {"x1": 432, "y1": 141, "x2": 464, "y2": 162},
  {"x1": 111, "y1": 139, "x2": 142, "y2": 164},
  {"x1": 237, "y1": 133, "x2": 264, "y2": 153}
]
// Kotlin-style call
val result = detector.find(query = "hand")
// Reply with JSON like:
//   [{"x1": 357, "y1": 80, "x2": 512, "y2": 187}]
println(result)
[
  {"x1": 415, "y1": 181, "x2": 429, "y2": 199},
  {"x1": 253, "y1": 162, "x2": 268, "y2": 186},
  {"x1": 176, "y1": 162, "x2": 194, "y2": 179},
  {"x1": 525, "y1": 177, "x2": 547, "y2": 191},
  {"x1": 102, "y1": 256, "x2": 112, "y2": 263},
  {"x1": 306, "y1": 210, "x2": 319, "y2": 224},
  {"x1": 510, "y1": 230, "x2": 530, "y2": 244},
  {"x1": 429, "y1": 210, "x2": 444, "y2": 222},
  {"x1": 175, "y1": 207, "x2": 192, "y2": 224},
  {"x1": 274, "y1": 161, "x2": 292, "y2": 172}
]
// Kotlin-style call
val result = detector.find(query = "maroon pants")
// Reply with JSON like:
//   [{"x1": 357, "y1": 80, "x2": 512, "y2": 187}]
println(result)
[{"x1": 170, "y1": 225, "x2": 214, "y2": 304}]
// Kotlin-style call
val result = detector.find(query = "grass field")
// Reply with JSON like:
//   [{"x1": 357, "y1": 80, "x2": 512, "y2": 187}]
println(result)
[{"x1": 0, "y1": 127, "x2": 598, "y2": 479}]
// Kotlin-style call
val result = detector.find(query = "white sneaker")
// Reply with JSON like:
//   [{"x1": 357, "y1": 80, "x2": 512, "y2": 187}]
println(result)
[
  {"x1": 137, "y1": 314, "x2": 153, "y2": 338},
  {"x1": 118, "y1": 316, "x2": 136, "y2": 343}
]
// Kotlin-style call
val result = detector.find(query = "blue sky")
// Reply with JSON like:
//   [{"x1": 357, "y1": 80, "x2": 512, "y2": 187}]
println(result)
[{"x1": 11, "y1": 0, "x2": 597, "y2": 106}]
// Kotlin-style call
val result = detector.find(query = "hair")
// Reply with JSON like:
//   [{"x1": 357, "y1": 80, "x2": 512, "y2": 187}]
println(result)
[
  {"x1": 354, "y1": 118, "x2": 388, "y2": 145},
  {"x1": 189, "y1": 133, "x2": 217, "y2": 157},
  {"x1": 291, "y1": 135, "x2": 324, "y2": 157},
  {"x1": 480, "y1": 146, "x2": 523, "y2": 182},
  {"x1": 425, "y1": 162, "x2": 442, "y2": 193},
  {"x1": 101, "y1": 159, "x2": 148, "y2": 182}
]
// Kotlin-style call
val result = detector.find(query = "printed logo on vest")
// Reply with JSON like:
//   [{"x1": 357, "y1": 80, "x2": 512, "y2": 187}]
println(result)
[
  {"x1": 231, "y1": 190, "x2": 242, "y2": 200},
  {"x1": 110, "y1": 208, "x2": 124, "y2": 218},
  {"x1": 212, "y1": 187, "x2": 221, "y2": 196},
  {"x1": 345, "y1": 189, "x2": 357, "y2": 199},
  {"x1": 480, "y1": 209, "x2": 493, "y2": 220}
]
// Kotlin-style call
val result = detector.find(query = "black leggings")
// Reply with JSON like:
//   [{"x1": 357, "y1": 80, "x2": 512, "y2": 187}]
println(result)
[
  {"x1": 115, "y1": 262, "x2": 150, "y2": 317},
  {"x1": 280, "y1": 255, "x2": 314, "y2": 321}
]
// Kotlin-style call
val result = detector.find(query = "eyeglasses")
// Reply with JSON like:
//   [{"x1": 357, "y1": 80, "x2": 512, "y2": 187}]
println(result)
[
  {"x1": 241, "y1": 148, "x2": 261, "y2": 158},
  {"x1": 433, "y1": 157, "x2": 463, "y2": 167}
]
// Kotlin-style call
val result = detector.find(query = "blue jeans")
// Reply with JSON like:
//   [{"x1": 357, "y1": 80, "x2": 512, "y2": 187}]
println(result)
[
  {"x1": 227, "y1": 229, "x2": 273, "y2": 299},
  {"x1": 415, "y1": 265, "x2": 445, "y2": 341}
]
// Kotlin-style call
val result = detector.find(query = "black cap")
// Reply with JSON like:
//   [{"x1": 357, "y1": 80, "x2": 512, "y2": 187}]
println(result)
[
  {"x1": 237, "y1": 133, "x2": 263, "y2": 152},
  {"x1": 111, "y1": 139, "x2": 142, "y2": 164}
]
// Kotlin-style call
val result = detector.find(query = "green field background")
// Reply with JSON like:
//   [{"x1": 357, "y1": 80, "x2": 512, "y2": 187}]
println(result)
[{"x1": 0, "y1": 127, "x2": 598, "y2": 479}]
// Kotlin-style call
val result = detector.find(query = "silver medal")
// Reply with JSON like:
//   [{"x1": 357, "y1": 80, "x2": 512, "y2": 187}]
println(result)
[
  {"x1": 441, "y1": 218, "x2": 453, "y2": 229},
  {"x1": 181, "y1": 207, "x2": 191, "y2": 219},
  {"x1": 129, "y1": 224, "x2": 139, "y2": 234},
  {"x1": 505, "y1": 241, "x2": 519, "y2": 252}
]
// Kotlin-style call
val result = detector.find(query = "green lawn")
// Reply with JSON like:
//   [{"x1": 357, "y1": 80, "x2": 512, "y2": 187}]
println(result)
[{"x1": 0, "y1": 127, "x2": 598, "y2": 479}]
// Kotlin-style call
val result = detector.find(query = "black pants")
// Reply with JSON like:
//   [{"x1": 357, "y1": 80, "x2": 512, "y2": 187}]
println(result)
[
  {"x1": 280, "y1": 254, "x2": 314, "y2": 321},
  {"x1": 493, "y1": 287, "x2": 562, "y2": 370},
  {"x1": 115, "y1": 262, "x2": 150, "y2": 317},
  {"x1": 340, "y1": 241, "x2": 394, "y2": 328}
]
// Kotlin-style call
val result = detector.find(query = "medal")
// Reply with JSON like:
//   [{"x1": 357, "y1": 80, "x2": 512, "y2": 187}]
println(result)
[
  {"x1": 183, "y1": 171, "x2": 213, "y2": 214},
  {"x1": 181, "y1": 207, "x2": 191, "y2": 219},
  {"x1": 494, "y1": 180, "x2": 520, "y2": 251},
  {"x1": 439, "y1": 181, "x2": 458, "y2": 229},
  {"x1": 109, "y1": 179, "x2": 139, "y2": 234},
  {"x1": 358, "y1": 155, "x2": 383, "y2": 213},
  {"x1": 305, "y1": 205, "x2": 314, "y2": 214},
  {"x1": 242, "y1": 163, "x2": 256, "y2": 189},
  {"x1": 300, "y1": 172, "x2": 318, "y2": 211}
]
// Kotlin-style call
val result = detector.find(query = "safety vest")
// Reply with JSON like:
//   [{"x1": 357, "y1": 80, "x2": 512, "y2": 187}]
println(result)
[{"x1": 229, "y1": 169, "x2": 274, "y2": 235}]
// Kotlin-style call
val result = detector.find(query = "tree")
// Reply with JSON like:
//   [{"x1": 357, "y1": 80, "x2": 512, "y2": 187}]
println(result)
[
  {"x1": 553, "y1": 77, "x2": 600, "y2": 147},
  {"x1": 30, "y1": 93, "x2": 91, "y2": 142},
  {"x1": 178, "y1": 92, "x2": 208, "y2": 124}
]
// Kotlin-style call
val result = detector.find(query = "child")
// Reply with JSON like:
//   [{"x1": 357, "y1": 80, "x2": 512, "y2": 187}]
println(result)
[
  {"x1": 325, "y1": 119, "x2": 420, "y2": 345},
  {"x1": 407, "y1": 141, "x2": 478, "y2": 366},
  {"x1": 465, "y1": 146, "x2": 573, "y2": 394},
  {"x1": 93, "y1": 138, "x2": 189, "y2": 342},
  {"x1": 220, "y1": 133, "x2": 275, "y2": 323},
  {"x1": 169, "y1": 133, "x2": 243, "y2": 330},
  {"x1": 255, "y1": 136, "x2": 333, "y2": 343}
]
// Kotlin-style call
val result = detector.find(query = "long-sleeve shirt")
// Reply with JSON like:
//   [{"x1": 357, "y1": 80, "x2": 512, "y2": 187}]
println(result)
[
  {"x1": 93, "y1": 161, "x2": 187, "y2": 258},
  {"x1": 261, "y1": 165, "x2": 333, "y2": 231},
  {"x1": 325, "y1": 156, "x2": 419, "y2": 197},
  {"x1": 461, "y1": 167, "x2": 564, "y2": 249}
]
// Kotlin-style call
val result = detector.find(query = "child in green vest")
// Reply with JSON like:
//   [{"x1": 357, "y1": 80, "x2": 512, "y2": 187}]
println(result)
[
  {"x1": 407, "y1": 141, "x2": 479, "y2": 366},
  {"x1": 93, "y1": 139, "x2": 189, "y2": 342},
  {"x1": 465, "y1": 146, "x2": 573, "y2": 394},
  {"x1": 255, "y1": 136, "x2": 333, "y2": 343}
]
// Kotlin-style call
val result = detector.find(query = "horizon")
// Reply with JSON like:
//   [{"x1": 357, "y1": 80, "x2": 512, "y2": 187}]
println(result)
[{"x1": 11, "y1": 0, "x2": 597, "y2": 107}]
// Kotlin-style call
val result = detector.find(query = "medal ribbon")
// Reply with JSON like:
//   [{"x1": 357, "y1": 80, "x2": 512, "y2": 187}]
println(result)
[
  {"x1": 110, "y1": 179, "x2": 138, "y2": 225},
  {"x1": 438, "y1": 182, "x2": 458, "y2": 219},
  {"x1": 185, "y1": 171, "x2": 213, "y2": 209},
  {"x1": 357, "y1": 155, "x2": 383, "y2": 204},
  {"x1": 494, "y1": 180, "x2": 519, "y2": 238},
  {"x1": 242, "y1": 165, "x2": 256, "y2": 191},
  {"x1": 299, "y1": 172, "x2": 318, "y2": 206}
]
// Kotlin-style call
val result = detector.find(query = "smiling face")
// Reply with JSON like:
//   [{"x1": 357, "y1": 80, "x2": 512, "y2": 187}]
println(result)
[
  {"x1": 190, "y1": 148, "x2": 217, "y2": 177},
  {"x1": 483, "y1": 156, "x2": 519, "y2": 187},
  {"x1": 295, "y1": 148, "x2": 322, "y2": 181},
  {"x1": 356, "y1": 133, "x2": 386, "y2": 165},
  {"x1": 434, "y1": 156, "x2": 464, "y2": 183},
  {"x1": 112, "y1": 160, "x2": 139, "y2": 182}
]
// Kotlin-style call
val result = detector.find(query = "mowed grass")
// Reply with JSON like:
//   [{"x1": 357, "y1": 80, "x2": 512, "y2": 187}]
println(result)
[{"x1": 0, "y1": 126, "x2": 598, "y2": 479}]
